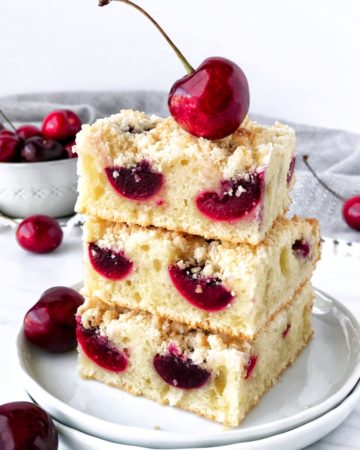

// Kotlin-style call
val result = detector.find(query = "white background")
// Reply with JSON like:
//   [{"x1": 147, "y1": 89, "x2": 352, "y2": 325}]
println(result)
[{"x1": 0, "y1": 0, "x2": 359, "y2": 132}]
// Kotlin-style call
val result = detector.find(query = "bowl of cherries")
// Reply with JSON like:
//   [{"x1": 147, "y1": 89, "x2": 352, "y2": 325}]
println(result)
[{"x1": 0, "y1": 109, "x2": 82, "y2": 218}]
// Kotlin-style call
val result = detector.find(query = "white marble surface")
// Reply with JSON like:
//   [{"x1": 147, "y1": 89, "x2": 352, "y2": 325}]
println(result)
[{"x1": 0, "y1": 224, "x2": 359, "y2": 450}]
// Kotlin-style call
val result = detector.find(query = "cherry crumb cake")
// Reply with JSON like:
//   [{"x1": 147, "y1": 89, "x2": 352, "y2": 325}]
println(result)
[
  {"x1": 75, "y1": 107, "x2": 320, "y2": 428},
  {"x1": 77, "y1": 282, "x2": 314, "y2": 427},
  {"x1": 75, "y1": 110, "x2": 296, "y2": 245},
  {"x1": 82, "y1": 216, "x2": 320, "y2": 338}
]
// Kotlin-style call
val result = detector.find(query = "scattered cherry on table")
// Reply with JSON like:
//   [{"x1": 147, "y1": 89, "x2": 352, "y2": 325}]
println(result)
[
  {"x1": 0, "y1": 401, "x2": 58, "y2": 450},
  {"x1": 16, "y1": 215, "x2": 63, "y2": 253},
  {"x1": 99, "y1": 0, "x2": 250, "y2": 140},
  {"x1": 24, "y1": 286, "x2": 84, "y2": 352},
  {"x1": 302, "y1": 155, "x2": 360, "y2": 231}
]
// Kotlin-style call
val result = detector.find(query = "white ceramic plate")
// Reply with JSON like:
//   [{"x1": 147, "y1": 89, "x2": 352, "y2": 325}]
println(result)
[
  {"x1": 32, "y1": 380, "x2": 360, "y2": 450},
  {"x1": 16, "y1": 289, "x2": 360, "y2": 449}
]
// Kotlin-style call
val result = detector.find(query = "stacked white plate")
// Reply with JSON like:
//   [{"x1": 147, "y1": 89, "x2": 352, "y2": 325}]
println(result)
[{"x1": 16, "y1": 287, "x2": 360, "y2": 450}]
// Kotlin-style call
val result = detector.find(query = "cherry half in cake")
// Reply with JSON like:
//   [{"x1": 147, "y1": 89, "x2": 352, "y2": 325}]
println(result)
[
  {"x1": 244, "y1": 355, "x2": 257, "y2": 379},
  {"x1": 196, "y1": 171, "x2": 263, "y2": 222},
  {"x1": 169, "y1": 265, "x2": 235, "y2": 312},
  {"x1": 154, "y1": 347, "x2": 211, "y2": 389},
  {"x1": 76, "y1": 317, "x2": 128, "y2": 372},
  {"x1": 292, "y1": 239, "x2": 310, "y2": 259},
  {"x1": 89, "y1": 243, "x2": 133, "y2": 280},
  {"x1": 105, "y1": 160, "x2": 163, "y2": 201}
]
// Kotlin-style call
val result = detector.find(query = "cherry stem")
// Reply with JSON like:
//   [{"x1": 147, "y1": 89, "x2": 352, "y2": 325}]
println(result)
[
  {"x1": 302, "y1": 155, "x2": 345, "y2": 202},
  {"x1": 98, "y1": 0, "x2": 195, "y2": 74},
  {"x1": 0, "y1": 110, "x2": 16, "y2": 132}
]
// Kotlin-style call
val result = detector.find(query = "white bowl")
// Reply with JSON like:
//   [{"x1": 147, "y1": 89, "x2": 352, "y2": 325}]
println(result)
[{"x1": 0, "y1": 158, "x2": 78, "y2": 218}]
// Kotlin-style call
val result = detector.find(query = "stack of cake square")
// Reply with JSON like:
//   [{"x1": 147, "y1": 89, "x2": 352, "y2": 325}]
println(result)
[{"x1": 75, "y1": 110, "x2": 320, "y2": 427}]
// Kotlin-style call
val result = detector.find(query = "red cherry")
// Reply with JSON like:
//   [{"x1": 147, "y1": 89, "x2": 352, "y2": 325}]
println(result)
[
  {"x1": 0, "y1": 402, "x2": 58, "y2": 450},
  {"x1": 0, "y1": 129, "x2": 15, "y2": 137},
  {"x1": 24, "y1": 286, "x2": 84, "y2": 353},
  {"x1": 42, "y1": 110, "x2": 82, "y2": 142},
  {"x1": 0, "y1": 135, "x2": 22, "y2": 162},
  {"x1": 105, "y1": 161, "x2": 164, "y2": 201},
  {"x1": 16, "y1": 124, "x2": 42, "y2": 140},
  {"x1": 244, "y1": 355, "x2": 257, "y2": 379},
  {"x1": 169, "y1": 57, "x2": 249, "y2": 139},
  {"x1": 88, "y1": 242, "x2": 133, "y2": 280},
  {"x1": 76, "y1": 317, "x2": 128, "y2": 372},
  {"x1": 342, "y1": 196, "x2": 360, "y2": 231},
  {"x1": 64, "y1": 139, "x2": 78, "y2": 158},
  {"x1": 99, "y1": 1, "x2": 249, "y2": 140},
  {"x1": 168, "y1": 265, "x2": 234, "y2": 312},
  {"x1": 303, "y1": 155, "x2": 360, "y2": 232},
  {"x1": 21, "y1": 136, "x2": 65, "y2": 162},
  {"x1": 153, "y1": 352, "x2": 210, "y2": 389},
  {"x1": 16, "y1": 215, "x2": 63, "y2": 254}
]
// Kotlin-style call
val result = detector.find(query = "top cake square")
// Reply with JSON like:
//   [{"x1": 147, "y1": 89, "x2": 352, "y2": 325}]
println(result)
[{"x1": 75, "y1": 110, "x2": 295, "y2": 244}]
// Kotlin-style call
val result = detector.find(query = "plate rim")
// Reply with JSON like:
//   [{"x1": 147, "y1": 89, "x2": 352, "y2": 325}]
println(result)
[
  {"x1": 45, "y1": 380, "x2": 360, "y2": 450},
  {"x1": 15, "y1": 287, "x2": 360, "y2": 448}
]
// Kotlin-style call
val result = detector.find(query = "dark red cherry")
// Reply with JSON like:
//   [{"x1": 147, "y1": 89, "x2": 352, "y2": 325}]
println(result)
[
  {"x1": 287, "y1": 155, "x2": 296, "y2": 184},
  {"x1": 16, "y1": 215, "x2": 63, "y2": 254},
  {"x1": 0, "y1": 129, "x2": 15, "y2": 137},
  {"x1": 24, "y1": 286, "x2": 84, "y2": 353},
  {"x1": 88, "y1": 243, "x2": 133, "y2": 280},
  {"x1": 196, "y1": 171, "x2": 263, "y2": 222},
  {"x1": 154, "y1": 352, "x2": 210, "y2": 389},
  {"x1": 105, "y1": 160, "x2": 163, "y2": 201},
  {"x1": 342, "y1": 196, "x2": 360, "y2": 231},
  {"x1": 169, "y1": 265, "x2": 234, "y2": 312},
  {"x1": 292, "y1": 239, "x2": 310, "y2": 259},
  {"x1": 0, "y1": 402, "x2": 58, "y2": 450},
  {"x1": 244, "y1": 355, "x2": 257, "y2": 379},
  {"x1": 21, "y1": 136, "x2": 65, "y2": 162},
  {"x1": 76, "y1": 317, "x2": 128, "y2": 372},
  {"x1": 169, "y1": 57, "x2": 249, "y2": 140},
  {"x1": 0, "y1": 135, "x2": 22, "y2": 162},
  {"x1": 42, "y1": 109, "x2": 81, "y2": 142},
  {"x1": 16, "y1": 125, "x2": 42, "y2": 140}
]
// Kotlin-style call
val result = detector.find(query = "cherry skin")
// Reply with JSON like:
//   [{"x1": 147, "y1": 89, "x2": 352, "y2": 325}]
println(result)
[
  {"x1": 154, "y1": 352, "x2": 210, "y2": 389},
  {"x1": 76, "y1": 317, "x2": 128, "y2": 372},
  {"x1": 0, "y1": 135, "x2": 22, "y2": 162},
  {"x1": 42, "y1": 110, "x2": 82, "y2": 142},
  {"x1": 16, "y1": 125, "x2": 42, "y2": 140},
  {"x1": 24, "y1": 286, "x2": 84, "y2": 353},
  {"x1": 169, "y1": 57, "x2": 249, "y2": 140},
  {"x1": 244, "y1": 355, "x2": 257, "y2": 379},
  {"x1": 0, "y1": 129, "x2": 16, "y2": 137},
  {"x1": 21, "y1": 136, "x2": 65, "y2": 162},
  {"x1": 169, "y1": 265, "x2": 234, "y2": 312},
  {"x1": 16, "y1": 215, "x2": 63, "y2": 254},
  {"x1": 105, "y1": 161, "x2": 164, "y2": 201},
  {"x1": 342, "y1": 196, "x2": 360, "y2": 231},
  {"x1": 196, "y1": 171, "x2": 263, "y2": 222},
  {"x1": 0, "y1": 401, "x2": 58, "y2": 450},
  {"x1": 88, "y1": 243, "x2": 133, "y2": 280}
]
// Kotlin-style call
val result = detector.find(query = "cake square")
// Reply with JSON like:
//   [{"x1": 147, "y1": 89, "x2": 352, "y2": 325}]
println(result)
[
  {"x1": 82, "y1": 215, "x2": 320, "y2": 338},
  {"x1": 75, "y1": 110, "x2": 295, "y2": 245},
  {"x1": 77, "y1": 282, "x2": 314, "y2": 427}
]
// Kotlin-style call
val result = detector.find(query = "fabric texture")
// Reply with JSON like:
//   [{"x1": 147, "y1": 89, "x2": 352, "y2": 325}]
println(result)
[{"x1": 1, "y1": 91, "x2": 359, "y2": 242}]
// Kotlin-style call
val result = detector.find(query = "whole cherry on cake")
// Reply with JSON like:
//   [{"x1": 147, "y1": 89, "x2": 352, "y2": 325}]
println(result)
[
  {"x1": 303, "y1": 155, "x2": 360, "y2": 231},
  {"x1": 99, "y1": 0, "x2": 249, "y2": 139},
  {"x1": 24, "y1": 286, "x2": 84, "y2": 352},
  {"x1": 0, "y1": 402, "x2": 58, "y2": 450}
]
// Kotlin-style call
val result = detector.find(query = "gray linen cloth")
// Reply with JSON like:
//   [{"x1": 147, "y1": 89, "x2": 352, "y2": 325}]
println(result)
[{"x1": 1, "y1": 91, "x2": 359, "y2": 242}]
